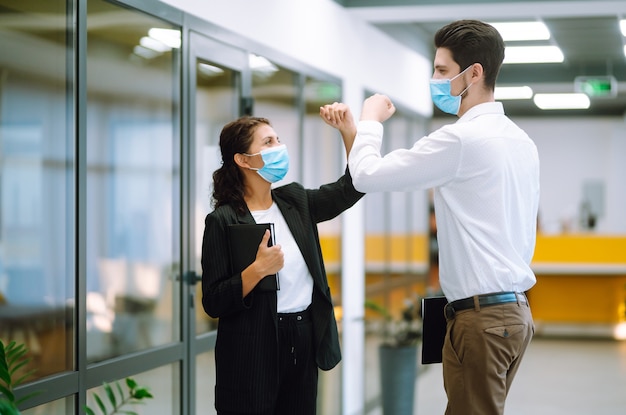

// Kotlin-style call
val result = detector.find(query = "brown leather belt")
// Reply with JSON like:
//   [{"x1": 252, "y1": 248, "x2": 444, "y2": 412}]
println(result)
[{"x1": 445, "y1": 291, "x2": 527, "y2": 319}]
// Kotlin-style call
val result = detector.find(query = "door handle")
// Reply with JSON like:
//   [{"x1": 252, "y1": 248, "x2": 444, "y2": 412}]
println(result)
[{"x1": 183, "y1": 271, "x2": 202, "y2": 285}]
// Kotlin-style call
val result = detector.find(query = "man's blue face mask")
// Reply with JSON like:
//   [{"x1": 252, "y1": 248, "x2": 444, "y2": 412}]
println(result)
[
  {"x1": 245, "y1": 144, "x2": 290, "y2": 183},
  {"x1": 429, "y1": 65, "x2": 474, "y2": 115}
]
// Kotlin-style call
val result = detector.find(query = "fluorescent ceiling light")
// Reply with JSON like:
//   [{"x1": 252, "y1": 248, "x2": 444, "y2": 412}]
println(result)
[
  {"x1": 198, "y1": 63, "x2": 224, "y2": 76},
  {"x1": 490, "y1": 21, "x2": 550, "y2": 41},
  {"x1": 133, "y1": 45, "x2": 160, "y2": 59},
  {"x1": 148, "y1": 28, "x2": 181, "y2": 49},
  {"x1": 504, "y1": 46, "x2": 564, "y2": 64},
  {"x1": 620, "y1": 19, "x2": 626, "y2": 37},
  {"x1": 249, "y1": 54, "x2": 278, "y2": 73},
  {"x1": 533, "y1": 93, "x2": 590, "y2": 110},
  {"x1": 494, "y1": 86, "x2": 533, "y2": 100},
  {"x1": 140, "y1": 36, "x2": 171, "y2": 53}
]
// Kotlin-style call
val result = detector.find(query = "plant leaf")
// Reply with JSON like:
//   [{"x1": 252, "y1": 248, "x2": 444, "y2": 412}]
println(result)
[
  {"x1": 104, "y1": 382, "x2": 117, "y2": 408},
  {"x1": 115, "y1": 381, "x2": 124, "y2": 401},
  {"x1": 93, "y1": 392, "x2": 107, "y2": 415},
  {"x1": 0, "y1": 400, "x2": 20, "y2": 415},
  {"x1": 125, "y1": 377, "x2": 137, "y2": 390},
  {"x1": 9, "y1": 360, "x2": 30, "y2": 378},
  {"x1": 14, "y1": 369, "x2": 36, "y2": 387},
  {"x1": 0, "y1": 385, "x2": 14, "y2": 402},
  {"x1": 84, "y1": 406, "x2": 96, "y2": 415},
  {"x1": 131, "y1": 388, "x2": 153, "y2": 399},
  {"x1": 0, "y1": 370, "x2": 11, "y2": 386},
  {"x1": 6, "y1": 345, "x2": 26, "y2": 366},
  {"x1": 0, "y1": 343, "x2": 7, "y2": 371}
]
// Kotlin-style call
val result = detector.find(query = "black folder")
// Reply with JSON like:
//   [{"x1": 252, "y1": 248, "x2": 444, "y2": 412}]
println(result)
[
  {"x1": 227, "y1": 223, "x2": 279, "y2": 291},
  {"x1": 421, "y1": 296, "x2": 448, "y2": 364}
]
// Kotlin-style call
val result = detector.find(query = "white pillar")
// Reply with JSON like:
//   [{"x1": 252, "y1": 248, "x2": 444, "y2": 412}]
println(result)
[{"x1": 341, "y1": 81, "x2": 366, "y2": 415}]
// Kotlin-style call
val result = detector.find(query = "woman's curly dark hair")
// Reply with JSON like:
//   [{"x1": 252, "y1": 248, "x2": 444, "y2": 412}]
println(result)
[{"x1": 212, "y1": 116, "x2": 271, "y2": 214}]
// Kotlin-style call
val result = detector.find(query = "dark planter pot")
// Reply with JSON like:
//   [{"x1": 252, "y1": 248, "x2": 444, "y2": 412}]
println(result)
[{"x1": 379, "y1": 344, "x2": 419, "y2": 415}]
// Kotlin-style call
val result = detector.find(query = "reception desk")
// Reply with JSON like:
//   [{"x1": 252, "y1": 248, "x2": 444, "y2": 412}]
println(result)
[{"x1": 530, "y1": 235, "x2": 626, "y2": 339}]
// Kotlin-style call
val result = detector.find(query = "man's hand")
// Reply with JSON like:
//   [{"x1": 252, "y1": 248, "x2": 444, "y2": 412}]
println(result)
[{"x1": 360, "y1": 94, "x2": 396, "y2": 123}]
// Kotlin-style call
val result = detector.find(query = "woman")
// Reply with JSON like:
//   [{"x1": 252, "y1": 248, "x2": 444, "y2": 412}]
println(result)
[{"x1": 201, "y1": 105, "x2": 360, "y2": 415}]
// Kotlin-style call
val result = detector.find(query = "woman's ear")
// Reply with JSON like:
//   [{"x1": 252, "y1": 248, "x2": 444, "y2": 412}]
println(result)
[{"x1": 233, "y1": 153, "x2": 248, "y2": 168}]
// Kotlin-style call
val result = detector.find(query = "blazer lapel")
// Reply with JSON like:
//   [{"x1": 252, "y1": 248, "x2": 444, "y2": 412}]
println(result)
[{"x1": 273, "y1": 196, "x2": 322, "y2": 286}]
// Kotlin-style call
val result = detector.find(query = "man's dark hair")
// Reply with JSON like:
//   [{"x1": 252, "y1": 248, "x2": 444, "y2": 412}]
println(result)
[{"x1": 434, "y1": 20, "x2": 505, "y2": 90}]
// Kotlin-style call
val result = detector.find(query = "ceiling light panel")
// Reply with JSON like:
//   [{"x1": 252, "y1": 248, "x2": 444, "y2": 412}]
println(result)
[
  {"x1": 503, "y1": 46, "x2": 564, "y2": 64},
  {"x1": 621, "y1": 19, "x2": 626, "y2": 37},
  {"x1": 494, "y1": 86, "x2": 533, "y2": 100},
  {"x1": 490, "y1": 21, "x2": 550, "y2": 41},
  {"x1": 533, "y1": 93, "x2": 590, "y2": 110}
]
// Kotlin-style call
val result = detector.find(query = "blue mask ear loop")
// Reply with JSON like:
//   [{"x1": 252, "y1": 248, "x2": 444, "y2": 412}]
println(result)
[
  {"x1": 452, "y1": 65, "x2": 474, "y2": 98},
  {"x1": 242, "y1": 151, "x2": 262, "y2": 171}
]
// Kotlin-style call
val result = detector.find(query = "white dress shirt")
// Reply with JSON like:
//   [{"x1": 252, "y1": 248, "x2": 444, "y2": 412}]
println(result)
[{"x1": 349, "y1": 102, "x2": 540, "y2": 301}]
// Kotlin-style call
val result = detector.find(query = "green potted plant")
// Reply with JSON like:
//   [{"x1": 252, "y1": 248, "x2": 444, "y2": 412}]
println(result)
[
  {"x1": 365, "y1": 296, "x2": 422, "y2": 348},
  {"x1": 85, "y1": 377, "x2": 153, "y2": 415},
  {"x1": 0, "y1": 340, "x2": 37, "y2": 415},
  {"x1": 365, "y1": 295, "x2": 422, "y2": 415}
]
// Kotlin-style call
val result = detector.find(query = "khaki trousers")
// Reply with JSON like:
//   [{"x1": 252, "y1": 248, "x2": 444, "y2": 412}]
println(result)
[{"x1": 443, "y1": 298, "x2": 534, "y2": 415}]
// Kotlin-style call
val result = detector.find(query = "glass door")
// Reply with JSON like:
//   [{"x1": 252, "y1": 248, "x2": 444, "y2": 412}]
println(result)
[{"x1": 185, "y1": 32, "x2": 249, "y2": 414}]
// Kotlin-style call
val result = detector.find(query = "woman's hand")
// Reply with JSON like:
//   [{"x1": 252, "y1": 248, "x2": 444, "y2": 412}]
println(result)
[
  {"x1": 320, "y1": 102, "x2": 356, "y2": 137},
  {"x1": 320, "y1": 102, "x2": 357, "y2": 155},
  {"x1": 253, "y1": 230, "x2": 284, "y2": 276},
  {"x1": 241, "y1": 230, "x2": 283, "y2": 296}
]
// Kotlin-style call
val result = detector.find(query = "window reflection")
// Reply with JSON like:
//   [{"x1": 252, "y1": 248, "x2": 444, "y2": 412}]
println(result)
[
  {"x1": 0, "y1": 0, "x2": 74, "y2": 379},
  {"x1": 85, "y1": 0, "x2": 180, "y2": 361},
  {"x1": 301, "y1": 76, "x2": 343, "y2": 298},
  {"x1": 251, "y1": 57, "x2": 300, "y2": 183},
  {"x1": 194, "y1": 58, "x2": 239, "y2": 334}
]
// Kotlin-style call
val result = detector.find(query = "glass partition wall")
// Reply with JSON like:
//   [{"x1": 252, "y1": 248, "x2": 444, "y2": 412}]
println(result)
[
  {"x1": 0, "y1": 1, "x2": 430, "y2": 413},
  {"x1": 0, "y1": 0, "x2": 75, "y2": 382},
  {"x1": 85, "y1": 0, "x2": 181, "y2": 364},
  {"x1": 0, "y1": 1, "x2": 353, "y2": 413}
]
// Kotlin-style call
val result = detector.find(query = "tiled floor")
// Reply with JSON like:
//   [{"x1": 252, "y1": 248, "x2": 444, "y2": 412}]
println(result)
[{"x1": 410, "y1": 337, "x2": 626, "y2": 415}]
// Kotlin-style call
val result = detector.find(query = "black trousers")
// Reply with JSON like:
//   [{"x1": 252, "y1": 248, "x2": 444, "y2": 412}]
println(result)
[{"x1": 219, "y1": 308, "x2": 318, "y2": 415}]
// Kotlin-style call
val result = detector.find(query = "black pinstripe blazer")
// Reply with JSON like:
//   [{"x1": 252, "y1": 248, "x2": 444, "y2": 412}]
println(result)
[{"x1": 201, "y1": 167, "x2": 363, "y2": 413}]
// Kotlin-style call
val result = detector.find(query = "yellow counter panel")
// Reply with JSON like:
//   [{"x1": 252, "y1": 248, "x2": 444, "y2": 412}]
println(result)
[{"x1": 530, "y1": 235, "x2": 626, "y2": 338}]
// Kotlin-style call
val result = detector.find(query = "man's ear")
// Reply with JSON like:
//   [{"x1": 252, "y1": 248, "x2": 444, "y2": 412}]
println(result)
[{"x1": 471, "y1": 63, "x2": 484, "y2": 82}]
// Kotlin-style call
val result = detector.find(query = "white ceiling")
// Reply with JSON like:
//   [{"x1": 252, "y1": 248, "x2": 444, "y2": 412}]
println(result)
[{"x1": 337, "y1": 0, "x2": 626, "y2": 117}]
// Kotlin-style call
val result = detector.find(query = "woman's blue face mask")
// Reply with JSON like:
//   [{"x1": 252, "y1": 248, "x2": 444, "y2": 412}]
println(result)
[
  {"x1": 244, "y1": 144, "x2": 290, "y2": 183},
  {"x1": 429, "y1": 65, "x2": 473, "y2": 115}
]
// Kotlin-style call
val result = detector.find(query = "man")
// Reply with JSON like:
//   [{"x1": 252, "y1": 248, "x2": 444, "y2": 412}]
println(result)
[{"x1": 322, "y1": 19, "x2": 539, "y2": 415}]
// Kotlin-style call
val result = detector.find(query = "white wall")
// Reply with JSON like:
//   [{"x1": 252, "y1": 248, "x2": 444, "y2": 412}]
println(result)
[
  {"x1": 513, "y1": 116, "x2": 626, "y2": 234},
  {"x1": 431, "y1": 115, "x2": 626, "y2": 235}
]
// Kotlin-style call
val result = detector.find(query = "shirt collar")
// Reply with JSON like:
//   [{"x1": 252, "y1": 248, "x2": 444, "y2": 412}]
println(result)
[{"x1": 457, "y1": 101, "x2": 504, "y2": 123}]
